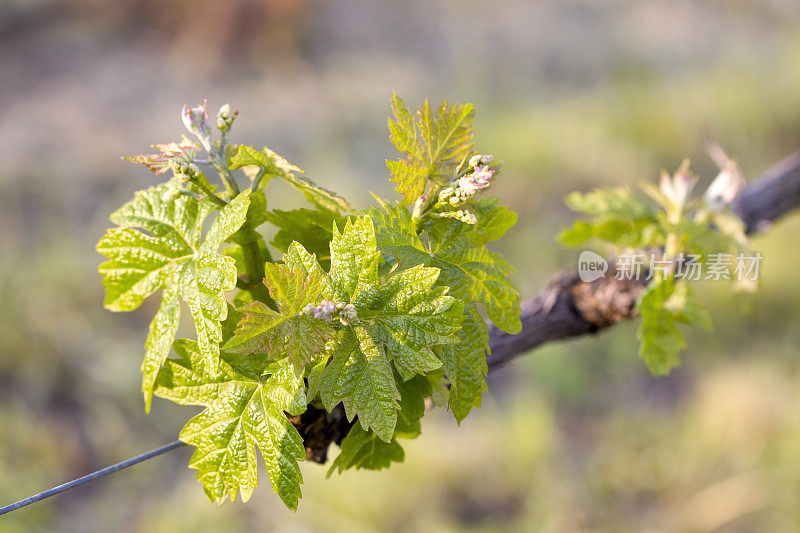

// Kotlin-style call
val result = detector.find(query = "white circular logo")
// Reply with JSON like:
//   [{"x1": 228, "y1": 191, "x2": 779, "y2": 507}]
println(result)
[{"x1": 577, "y1": 250, "x2": 608, "y2": 282}]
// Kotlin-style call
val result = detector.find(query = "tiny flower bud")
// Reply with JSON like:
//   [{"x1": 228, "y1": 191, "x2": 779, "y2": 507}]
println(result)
[
  {"x1": 457, "y1": 165, "x2": 494, "y2": 195},
  {"x1": 172, "y1": 160, "x2": 187, "y2": 175},
  {"x1": 469, "y1": 154, "x2": 482, "y2": 167},
  {"x1": 181, "y1": 101, "x2": 210, "y2": 137},
  {"x1": 704, "y1": 162, "x2": 742, "y2": 211},
  {"x1": 480, "y1": 154, "x2": 494, "y2": 164},
  {"x1": 314, "y1": 299, "x2": 336, "y2": 321},
  {"x1": 187, "y1": 163, "x2": 200, "y2": 176},
  {"x1": 161, "y1": 187, "x2": 181, "y2": 202},
  {"x1": 438, "y1": 186, "x2": 455, "y2": 202},
  {"x1": 302, "y1": 303, "x2": 316, "y2": 317},
  {"x1": 218, "y1": 103, "x2": 231, "y2": 120},
  {"x1": 659, "y1": 160, "x2": 696, "y2": 210},
  {"x1": 339, "y1": 303, "x2": 358, "y2": 325}
]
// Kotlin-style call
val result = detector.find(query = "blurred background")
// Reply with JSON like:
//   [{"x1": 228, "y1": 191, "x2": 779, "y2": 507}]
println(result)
[{"x1": 2, "y1": 0, "x2": 800, "y2": 531}]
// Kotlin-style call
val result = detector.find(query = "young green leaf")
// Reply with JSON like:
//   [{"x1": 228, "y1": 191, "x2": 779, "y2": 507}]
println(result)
[
  {"x1": 97, "y1": 186, "x2": 251, "y2": 409},
  {"x1": 565, "y1": 187, "x2": 652, "y2": 217},
  {"x1": 317, "y1": 215, "x2": 463, "y2": 440},
  {"x1": 430, "y1": 234, "x2": 521, "y2": 334},
  {"x1": 318, "y1": 326, "x2": 401, "y2": 442},
  {"x1": 326, "y1": 370, "x2": 429, "y2": 477},
  {"x1": 283, "y1": 241, "x2": 325, "y2": 277},
  {"x1": 224, "y1": 259, "x2": 333, "y2": 367},
  {"x1": 154, "y1": 340, "x2": 307, "y2": 509},
  {"x1": 436, "y1": 304, "x2": 490, "y2": 423},
  {"x1": 366, "y1": 199, "x2": 431, "y2": 269},
  {"x1": 418, "y1": 99, "x2": 475, "y2": 176},
  {"x1": 265, "y1": 207, "x2": 345, "y2": 269},
  {"x1": 326, "y1": 424, "x2": 404, "y2": 477},
  {"x1": 387, "y1": 94, "x2": 475, "y2": 205},
  {"x1": 360, "y1": 264, "x2": 464, "y2": 380},
  {"x1": 230, "y1": 145, "x2": 350, "y2": 212},
  {"x1": 468, "y1": 197, "x2": 519, "y2": 246},
  {"x1": 225, "y1": 189, "x2": 269, "y2": 257},
  {"x1": 559, "y1": 188, "x2": 658, "y2": 249},
  {"x1": 394, "y1": 373, "x2": 431, "y2": 437},
  {"x1": 637, "y1": 278, "x2": 712, "y2": 375},
  {"x1": 369, "y1": 200, "x2": 521, "y2": 333},
  {"x1": 326, "y1": 215, "x2": 381, "y2": 304}
]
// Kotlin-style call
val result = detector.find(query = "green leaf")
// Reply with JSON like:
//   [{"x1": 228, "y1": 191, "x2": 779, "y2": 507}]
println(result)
[
  {"x1": 367, "y1": 199, "x2": 431, "y2": 269},
  {"x1": 154, "y1": 340, "x2": 307, "y2": 509},
  {"x1": 558, "y1": 218, "x2": 660, "y2": 249},
  {"x1": 565, "y1": 187, "x2": 651, "y2": 217},
  {"x1": 283, "y1": 241, "x2": 325, "y2": 277},
  {"x1": 636, "y1": 278, "x2": 712, "y2": 375},
  {"x1": 436, "y1": 304, "x2": 489, "y2": 423},
  {"x1": 669, "y1": 216, "x2": 746, "y2": 259},
  {"x1": 418, "y1": 99, "x2": 475, "y2": 175},
  {"x1": 325, "y1": 371, "x2": 428, "y2": 480},
  {"x1": 665, "y1": 282, "x2": 713, "y2": 331},
  {"x1": 141, "y1": 286, "x2": 180, "y2": 410},
  {"x1": 318, "y1": 214, "x2": 463, "y2": 440},
  {"x1": 468, "y1": 197, "x2": 519, "y2": 246},
  {"x1": 327, "y1": 425, "x2": 404, "y2": 477},
  {"x1": 387, "y1": 94, "x2": 475, "y2": 205},
  {"x1": 395, "y1": 373, "x2": 431, "y2": 437},
  {"x1": 265, "y1": 208, "x2": 345, "y2": 269},
  {"x1": 559, "y1": 187, "x2": 660, "y2": 249},
  {"x1": 216, "y1": 190, "x2": 271, "y2": 305},
  {"x1": 319, "y1": 326, "x2": 400, "y2": 442},
  {"x1": 225, "y1": 259, "x2": 333, "y2": 367},
  {"x1": 97, "y1": 186, "x2": 251, "y2": 409},
  {"x1": 360, "y1": 265, "x2": 464, "y2": 380},
  {"x1": 387, "y1": 92, "x2": 417, "y2": 154},
  {"x1": 430, "y1": 234, "x2": 521, "y2": 334},
  {"x1": 225, "y1": 189, "x2": 268, "y2": 249},
  {"x1": 230, "y1": 145, "x2": 350, "y2": 212},
  {"x1": 326, "y1": 215, "x2": 381, "y2": 304},
  {"x1": 220, "y1": 303, "x2": 243, "y2": 342},
  {"x1": 229, "y1": 145, "x2": 303, "y2": 182},
  {"x1": 386, "y1": 159, "x2": 426, "y2": 206},
  {"x1": 369, "y1": 202, "x2": 521, "y2": 334}
]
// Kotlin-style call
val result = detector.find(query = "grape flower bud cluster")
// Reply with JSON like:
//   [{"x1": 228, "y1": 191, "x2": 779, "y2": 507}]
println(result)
[
  {"x1": 435, "y1": 154, "x2": 495, "y2": 224},
  {"x1": 216, "y1": 103, "x2": 238, "y2": 132},
  {"x1": 302, "y1": 300, "x2": 358, "y2": 325},
  {"x1": 161, "y1": 158, "x2": 204, "y2": 201},
  {"x1": 171, "y1": 160, "x2": 202, "y2": 181}
]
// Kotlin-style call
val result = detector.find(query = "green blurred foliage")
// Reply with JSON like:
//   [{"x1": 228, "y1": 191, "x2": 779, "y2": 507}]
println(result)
[{"x1": 2, "y1": 1, "x2": 800, "y2": 531}]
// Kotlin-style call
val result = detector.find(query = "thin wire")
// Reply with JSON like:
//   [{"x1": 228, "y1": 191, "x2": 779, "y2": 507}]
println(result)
[{"x1": 0, "y1": 440, "x2": 186, "y2": 516}]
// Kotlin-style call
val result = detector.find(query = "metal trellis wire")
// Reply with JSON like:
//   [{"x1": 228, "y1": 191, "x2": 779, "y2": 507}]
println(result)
[{"x1": 0, "y1": 440, "x2": 186, "y2": 516}]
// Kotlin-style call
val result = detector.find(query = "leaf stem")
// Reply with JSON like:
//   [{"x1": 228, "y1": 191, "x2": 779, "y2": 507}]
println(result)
[
  {"x1": 411, "y1": 181, "x2": 442, "y2": 233},
  {"x1": 191, "y1": 177, "x2": 228, "y2": 207},
  {"x1": 195, "y1": 129, "x2": 240, "y2": 197},
  {"x1": 210, "y1": 154, "x2": 240, "y2": 197},
  {"x1": 251, "y1": 168, "x2": 267, "y2": 191}
]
